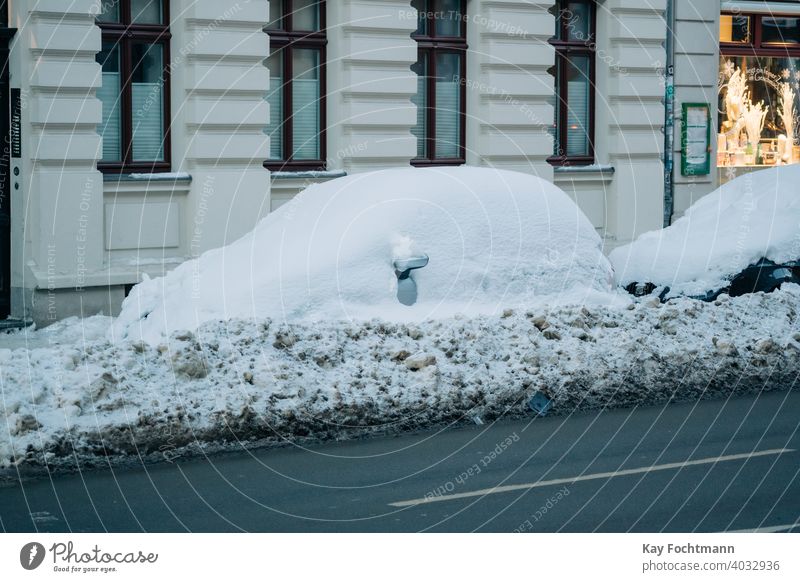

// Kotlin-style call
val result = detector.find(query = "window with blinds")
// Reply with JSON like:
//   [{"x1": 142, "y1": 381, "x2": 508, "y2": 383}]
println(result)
[
  {"x1": 411, "y1": 0, "x2": 467, "y2": 165},
  {"x1": 95, "y1": 0, "x2": 170, "y2": 173},
  {"x1": 549, "y1": 0, "x2": 595, "y2": 165},
  {"x1": 265, "y1": 1, "x2": 326, "y2": 170},
  {"x1": 410, "y1": 59, "x2": 427, "y2": 159},
  {"x1": 98, "y1": 43, "x2": 121, "y2": 162}
]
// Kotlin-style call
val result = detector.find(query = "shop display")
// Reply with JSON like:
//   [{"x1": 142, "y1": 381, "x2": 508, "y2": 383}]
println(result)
[{"x1": 718, "y1": 11, "x2": 800, "y2": 168}]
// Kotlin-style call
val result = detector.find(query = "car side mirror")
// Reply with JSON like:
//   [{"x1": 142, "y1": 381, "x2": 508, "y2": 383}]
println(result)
[{"x1": 393, "y1": 254, "x2": 429, "y2": 306}]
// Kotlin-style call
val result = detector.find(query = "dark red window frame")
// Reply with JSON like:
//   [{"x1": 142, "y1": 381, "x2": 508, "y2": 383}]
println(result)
[
  {"x1": 411, "y1": 0, "x2": 467, "y2": 167},
  {"x1": 720, "y1": 11, "x2": 800, "y2": 58},
  {"x1": 96, "y1": 0, "x2": 171, "y2": 174},
  {"x1": 548, "y1": 0, "x2": 596, "y2": 167},
  {"x1": 264, "y1": 0, "x2": 327, "y2": 172}
]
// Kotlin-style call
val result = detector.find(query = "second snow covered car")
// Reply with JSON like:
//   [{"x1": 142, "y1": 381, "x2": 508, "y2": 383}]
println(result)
[{"x1": 611, "y1": 165, "x2": 800, "y2": 301}]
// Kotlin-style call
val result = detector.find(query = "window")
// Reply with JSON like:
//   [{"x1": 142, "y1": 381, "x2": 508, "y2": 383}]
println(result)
[
  {"x1": 549, "y1": 0, "x2": 595, "y2": 166},
  {"x1": 411, "y1": 0, "x2": 467, "y2": 166},
  {"x1": 96, "y1": 0, "x2": 171, "y2": 173},
  {"x1": 265, "y1": 1, "x2": 326, "y2": 170},
  {"x1": 718, "y1": 11, "x2": 800, "y2": 168}
]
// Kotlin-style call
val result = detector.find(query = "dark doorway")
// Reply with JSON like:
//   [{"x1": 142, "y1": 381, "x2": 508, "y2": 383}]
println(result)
[{"x1": 0, "y1": 0, "x2": 15, "y2": 319}]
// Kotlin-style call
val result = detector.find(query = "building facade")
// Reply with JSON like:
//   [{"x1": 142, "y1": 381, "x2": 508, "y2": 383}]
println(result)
[{"x1": 0, "y1": 0, "x2": 797, "y2": 325}]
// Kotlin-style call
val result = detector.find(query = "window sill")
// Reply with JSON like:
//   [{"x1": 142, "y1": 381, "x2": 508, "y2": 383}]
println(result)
[
  {"x1": 102, "y1": 172, "x2": 192, "y2": 183},
  {"x1": 410, "y1": 159, "x2": 465, "y2": 167},
  {"x1": 547, "y1": 155, "x2": 596, "y2": 167},
  {"x1": 264, "y1": 161, "x2": 327, "y2": 172},
  {"x1": 553, "y1": 164, "x2": 615, "y2": 184},
  {"x1": 270, "y1": 170, "x2": 347, "y2": 180}
]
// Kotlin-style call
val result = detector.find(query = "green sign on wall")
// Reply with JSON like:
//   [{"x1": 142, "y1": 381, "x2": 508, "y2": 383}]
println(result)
[{"x1": 681, "y1": 103, "x2": 711, "y2": 176}]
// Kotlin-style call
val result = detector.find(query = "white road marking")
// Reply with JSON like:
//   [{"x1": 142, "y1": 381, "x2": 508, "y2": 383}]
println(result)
[
  {"x1": 725, "y1": 523, "x2": 800, "y2": 533},
  {"x1": 30, "y1": 511, "x2": 59, "y2": 524},
  {"x1": 389, "y1": 448, "x2": 795, "y2": 507}
]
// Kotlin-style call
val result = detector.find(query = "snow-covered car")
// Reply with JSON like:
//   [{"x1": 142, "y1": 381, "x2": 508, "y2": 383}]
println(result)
[
  {"x1": 610, "y1": 165, "x2": 800, "y2": 301},
  {"x1": 113, "y1": 166, "x2": 614, "y2": 344}
]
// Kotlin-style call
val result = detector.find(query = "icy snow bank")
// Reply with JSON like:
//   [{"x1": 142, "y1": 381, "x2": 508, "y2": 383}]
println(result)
[
  {"x1": 113, "y1": 167, "x2": 613, "y2": 344},
  {"x1": 3, "y1": 287, "x2": 800, "y2": 470},
  {"x1": 610, "y1": 165, "x2": 800, "y2": 296}
]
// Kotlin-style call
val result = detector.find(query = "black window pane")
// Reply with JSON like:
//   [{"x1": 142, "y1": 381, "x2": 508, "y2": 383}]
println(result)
[
  {"x1": 762, "y1": 17, "x2": 800, "y2": 45},
  {"x1": 293, "y1": 0, "x2": 320, "y2": 31},
  {"x1": 565, "y1": 55, "x2": 591, "y2": 157},
  {"x1": 292, "y1": 49, "x2": 321, "y2": 159},
  {"x1": 97, "y1": 0, "x2": 120, "y2": 23},
  {"x1": 554, "y1": 58, "x2": 562, "y2": 156},
  {"x1": 97, "y1": 42, "x2": 122, "y2": 162},
  {"x1": 411, "y1": 56, "x2": 428, "y2": 158},
  {"x1": 131, "y1": 0, "x2": 163, "y2": 25},
  {"x1": 720, "y1": 14, "x2": 750, "y2": 43},
  {"x1": 435, "y1": 52, "x2": 461, "y2": 158},
  {"x1": 266, "y1": 51, "x2": 284, "y2": 160},
  {"x1": 412, "y1": 0, "x2": 427, "y2": 36},
  {"x1": 131, "y1": 43, "x2": 165, "y2": 161},
  {"x1": 565, "y1": 1, "x2": 591, "y2": 42},
  {"x1": 268, "y1": 0, "x2": 284, "y2": 30}
]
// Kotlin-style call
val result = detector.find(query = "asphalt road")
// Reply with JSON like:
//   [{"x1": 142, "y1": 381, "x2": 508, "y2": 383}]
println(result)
[{"x1": 1, "y1": 390, "x2": 799, "y2": 532}]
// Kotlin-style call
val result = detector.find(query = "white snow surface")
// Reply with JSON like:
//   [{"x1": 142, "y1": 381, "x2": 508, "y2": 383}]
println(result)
[
  {"x1": 610, "y1": 165, "x2": 800, "y2": 296},
  {"x1": 2, "y1": 287, "x2": 800, "y2": 469},
  {"x1": 113, "y1": 167, "x2": 614, "y2": 344}
]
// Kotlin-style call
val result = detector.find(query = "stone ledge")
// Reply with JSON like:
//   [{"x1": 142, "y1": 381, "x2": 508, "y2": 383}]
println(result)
[{"x1": 554, "y1": 164, "x2": 616, "y2": 184}]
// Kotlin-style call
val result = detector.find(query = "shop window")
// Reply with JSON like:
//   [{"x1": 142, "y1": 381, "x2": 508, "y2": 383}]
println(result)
[
  {"x1": 265, "y1": 1, "x2": 327, "y2": 170},
  {"x1": 410, "y1": 0, "x2": 467, "y2": 166},
  {"x1": 720, "y1": 14, "x2": 751, "y2": 44},
  {"x1": 719, "y1": 11, "x2": 800, "y2": 168},
  {"x1": 548, "y1": 0, "x2": 595, "y2": 166},
  {"x1": 761, "y1": 17, "x2": 800, "y2": 46},
  {"x1": 96, "y1": 0, "x2": 171, "y2": 173}
]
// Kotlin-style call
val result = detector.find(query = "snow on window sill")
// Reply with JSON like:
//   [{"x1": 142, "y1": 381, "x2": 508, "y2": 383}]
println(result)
[
  {"x1": 103, "y1": 172, "x2": 193, "y2": 182},
  {"x1": 553, "y1": 164, "x2": 615, "y2": 184},
  {"x1": 553, "y1": 164, "x2": 614, "y2": 175},
  {"x1": 270, "y1": 170, "x2": 347, "y2": 180}
]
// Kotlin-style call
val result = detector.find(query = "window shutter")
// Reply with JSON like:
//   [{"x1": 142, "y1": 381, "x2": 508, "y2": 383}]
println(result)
[
  {"x1": 267, "y1": 75, "x2": 283, "y2": 159},
  {"x1": 566, "y1": 76, "x2": 589, "y2": 157},
  {"x1": 435, "y1": 78, "x2": 460, "y2": 158},
  {"x1": 98, "y1": 72, "x2": 121, "y2": 161},
  {"x1": 411, "y1": 73, "x2": 427, "y2": 158},
  {"x1": 131, "y1": 82, "x2": 164, "y2": 161},
  {"x1": 292, "y1": 77, "x2": 320, "y2": 160}
]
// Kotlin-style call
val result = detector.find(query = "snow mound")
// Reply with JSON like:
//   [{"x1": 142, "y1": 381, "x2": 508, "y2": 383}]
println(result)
[
  {"x1": 113, "y1": 167, "x2": 613, "y2": 344},
  {"x1": 5, "y1": 287, "x2": 800, "y2": 470},
  {"x1": 610, "y1": 165, "x2": 800, "y2": 296}
]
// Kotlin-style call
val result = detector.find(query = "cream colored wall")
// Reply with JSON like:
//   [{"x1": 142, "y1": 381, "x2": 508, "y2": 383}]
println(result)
[
  {"x1": 325, "y1": 0, "x2": 418, "y2": 172},
  {"x1": 8, "y1": 0, "x2": 705, "y2": 322},
  {"x1": 169, "y1": 0, "x2": 271, "y2": 253},
  {"x1": 671, "y1": 0, "x2": 720, "y2": 219},
  {"x1": 9, "y1": 0, "x2": 105, "y2": 314},
  {"x1": 286, "y1": 0, "x2": 667, "y2": 250},
  {"x1": 465, "y1": 0, "x2": 555, "y2": 183},
  {"x1": 593, "y1": 0, "x2": 667, "y2": 249},
  {"x1": 8, "y1": 0, "x2": 272, "y2": 322}
]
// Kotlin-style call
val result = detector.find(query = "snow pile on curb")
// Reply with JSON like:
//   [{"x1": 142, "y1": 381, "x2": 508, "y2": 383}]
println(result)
[
  {"x1": 611, "y1": 165, "x2": 800, "y2": 296},
  {"x1": 113, "y1": 167, "x2": 613, "y2": 344},
  {"x1": 3, "y1": 287, "x2": 800, "y2": 470}
]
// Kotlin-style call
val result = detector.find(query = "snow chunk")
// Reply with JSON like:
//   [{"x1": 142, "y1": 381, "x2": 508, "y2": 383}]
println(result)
[
  {"x1": 114, "y1": 167, "x2": 614, "y2": 344},
  {"x1": 610, "y1": 165, "x2": 800, "y2": 296}
]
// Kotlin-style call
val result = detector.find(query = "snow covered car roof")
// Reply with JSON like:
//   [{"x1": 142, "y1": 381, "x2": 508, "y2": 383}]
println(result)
[
  {"x1": 113, "y1": 166, "x2": 614, "y2": 343},
  {"x1": 610, "y1": 165, "x2": 800, "y2": 298}
]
